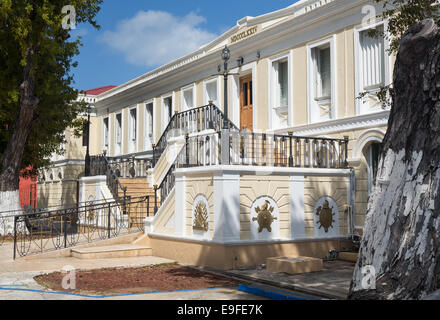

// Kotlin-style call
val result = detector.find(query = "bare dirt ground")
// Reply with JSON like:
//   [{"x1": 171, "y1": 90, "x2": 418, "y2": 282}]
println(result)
[{"x1": 34, "y1": 263, "x2": 243, "y2": 296}]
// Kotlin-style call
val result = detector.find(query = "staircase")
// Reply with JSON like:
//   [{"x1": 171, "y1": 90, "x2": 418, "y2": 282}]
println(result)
[
  {"x1": 118, "y1": 178, "x2": 159, "y2": 226},
  {"x1": 90, "y1": 103, "x2": 238, "y2": 217},
  {"x1": 118, "y1": 178, "x2": 155, "y2": 200},
  {"x1": 150, "y1": 103, "x2": 239, "y2": 208},
  {"x1": 71, "y1": 244, "x2": 152, "y2": 259},
  {"x1": 70, "y1": 233, "x2": 153, "y2": 259}
]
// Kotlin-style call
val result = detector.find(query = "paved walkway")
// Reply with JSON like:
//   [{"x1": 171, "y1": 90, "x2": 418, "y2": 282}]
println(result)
[
  {"x1": 0, "y1": 243, "x2": 172, "y2": 274},
  {"x1": 0, "y1": 242, "x2": 353, "y2": 300},
  {"x1": 221, "y1": 260, "x2": 354, "y2": 300},
  {"x1": 0, "y1": 272, "x2": 264, "y2": 300},
  {"x1": 0, "y1": 243, "x2": 264, "y2": 300}
]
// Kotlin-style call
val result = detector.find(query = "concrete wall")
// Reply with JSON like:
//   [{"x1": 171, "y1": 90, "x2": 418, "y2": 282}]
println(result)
[
  {"x1": 148, "y1": 235, "x2": 341, "y2": 270},
  {"x1": 304, "y1": 176, "x2": 350, "y2": 237},
  {"x1": 308, "y1": 125, "x2": 388, "y2": 228},
  {"x1": 151, "y1": 167, "x2": 351, "y2": 245},
  {"x1": 184, "y1": 174, "x2": 215, "y2": 238},
  {"x1": 240, "y1": 175, "x2": 290, "y2": 240},
  {"x1": 37, "y1": 164, "x2": 84, "y2": 208}
]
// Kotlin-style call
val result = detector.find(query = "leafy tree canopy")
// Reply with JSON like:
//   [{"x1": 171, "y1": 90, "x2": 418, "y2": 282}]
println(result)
[
  {"x1": 373, "y1": 0, "x2": 440, "y2": 54},
  {"x1": 0, "y1": 0, "x2": 102, "y2": 178}
]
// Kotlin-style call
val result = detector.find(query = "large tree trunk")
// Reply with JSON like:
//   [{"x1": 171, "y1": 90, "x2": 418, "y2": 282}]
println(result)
[
  {"x1": 349, "y1": 19, "x2": 440, "y2": 300},
  {"x1": 0, "y1": 47, "x2": 38, "y2": 219}
]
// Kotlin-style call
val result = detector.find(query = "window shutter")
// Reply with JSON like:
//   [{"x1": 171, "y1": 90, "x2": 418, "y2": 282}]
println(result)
[
  {"x1": 278, "y1": 61, "x2": 288, "y2": 107},
  {"x1": 103, "y1": 118, "x2": 109, "y2": 147},
  {"x1": 207, "y1": 81, "x2": 218, "y2": 106},
  {"x1": 116, "y1": 115, "x2": 121, "y2": 144},
  {"x1": 148, "y1": 106, "x2": 153, "y2": 137},
  {"x1": 360, "y1": 27, "x2": 385, "y2": 89},
  {"x1": 319, "y1": 47, "x2": 331, "y2": 97},
  {"x1": 130, "y1": 109, "x2": 136, "y2": 141}
]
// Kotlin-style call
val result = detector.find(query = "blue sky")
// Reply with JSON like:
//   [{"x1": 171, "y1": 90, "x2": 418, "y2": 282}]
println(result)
[{"x1": 71, "y1": 0, "x2": 297, "y2": 91}]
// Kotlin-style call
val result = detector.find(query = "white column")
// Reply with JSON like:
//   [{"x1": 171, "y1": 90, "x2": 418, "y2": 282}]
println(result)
[
  {"x1": 213, "y1": 171, "x2": 240, "y2": 242},
  {"x1": 290, "y1": 175, "x2": 306, "y2": 239},
  {"x1": 174, "y1": 174, "x2": 186, "y2": 237}
]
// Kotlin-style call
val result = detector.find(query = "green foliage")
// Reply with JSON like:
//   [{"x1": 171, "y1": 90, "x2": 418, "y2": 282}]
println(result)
[
  {"x1": 0, "y1": 0, "x2": 102, "y2": 176},
  {"x1": 371, "y1": 0, "x2": 440, "y2": 54}
]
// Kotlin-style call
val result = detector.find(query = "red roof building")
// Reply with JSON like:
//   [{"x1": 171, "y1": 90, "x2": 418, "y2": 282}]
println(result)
[{"x1": 80, "y1": 85, "x2": 117, "y2": 96}]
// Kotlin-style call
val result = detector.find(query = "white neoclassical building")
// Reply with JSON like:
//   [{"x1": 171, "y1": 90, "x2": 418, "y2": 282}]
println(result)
[{"x1": 37, "y1": 0, "x2": 393, "y2": 269}]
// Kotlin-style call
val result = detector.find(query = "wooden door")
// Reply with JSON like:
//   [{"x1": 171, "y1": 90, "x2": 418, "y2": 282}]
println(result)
[{"x1": 240, "y1": 75, "x2": 253, "y2": 132}]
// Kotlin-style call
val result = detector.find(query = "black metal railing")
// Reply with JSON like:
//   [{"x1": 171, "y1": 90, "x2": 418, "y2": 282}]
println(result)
[
  {"x1": 176, "y1": 132, "x2": 221, "y2": 168},
  {"x1": 10, "y1": 196, "x2": 152, "y2": 258},
  {"x1": 158, "y1": 164, "x2": 176, "y2": 205},
  {"x1": 175, "y1": 131, "x2": 349, "y2": 169},
  {"x1": 107, "y1": 154, "x2": 152, "y2": 179},
  {"x1": 90, "y1": 152, "x2": 128, "y2": 204},
  {"x1": 91, "y1": 153, "x2": 152, "y2": 179},
  {"x1": 151, "y1": 104, "x2": 239, "y2": 207},
  {"x1": 90, "y1": 154, "x2": 107, "y2": 176},
  {"x1": 152, "y1": 103, "x2": 238, "y2": 166}
]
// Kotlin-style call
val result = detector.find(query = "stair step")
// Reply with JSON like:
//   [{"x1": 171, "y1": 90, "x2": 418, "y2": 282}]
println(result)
[{"x1": 71, "y1": 244, "x2": 152, "y2": 259}]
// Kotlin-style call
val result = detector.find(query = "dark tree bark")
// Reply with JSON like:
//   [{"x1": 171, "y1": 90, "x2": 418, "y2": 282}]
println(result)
[
  {"x1": 349, "y1": 19, "x2": 440, "y2": 300},
  {"x1": 0, "y1": 47, "x2": 38, "y2": 212}
]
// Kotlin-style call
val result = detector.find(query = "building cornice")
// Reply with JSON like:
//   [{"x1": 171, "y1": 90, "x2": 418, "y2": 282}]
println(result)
[
  {"x1": 175, "y1": 165, "x2": 352, "y2": 177},
  {"x1": 273, "y1": 110, "x2": 390, "y2": 136},
  {"x1": 45, "y1": 159, "x2": 85, "y2": 168}
]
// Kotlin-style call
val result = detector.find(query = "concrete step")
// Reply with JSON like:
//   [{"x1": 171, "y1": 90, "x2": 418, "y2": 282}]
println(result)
[
  {"x1": 118, "y1": 190, "x2": 155, "y2": 194},
  {"x1": 120, "y1": 188, "x2": 153, "y2": 192},
  {"x1": 71, "y1": 244, "x2": 153, "y2": 259},
  {"x1": 119, "y1": 180, "x2": 149, "y2": 185},
  {"x1": 121, "y1": 185, "x2": 151, "y2": 189}
]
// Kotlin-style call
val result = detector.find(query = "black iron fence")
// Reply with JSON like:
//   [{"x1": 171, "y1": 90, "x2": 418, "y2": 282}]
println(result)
[
  {"x1": 158, "y1": 164, "x2": 175, "y2": 206},
  {"x1": 175, "y1": 131, "x2": 349, "y2": 169},
  {"x1": 90, "y1": 153, "x2": 128, "y2": 202},
  {"x1": 91, "y1": 153, "x2": 152, "y2": 179},
  {"x1": 7, "y1": 196, "x2": 152, "y2": 258},
  {"x1": 107, "y1": 154, "x2": 152, "y2": 179}
]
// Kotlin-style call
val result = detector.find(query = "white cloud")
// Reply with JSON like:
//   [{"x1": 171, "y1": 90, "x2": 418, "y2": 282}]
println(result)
[{"x1": 100, "y1": 10, "x2": 218, "y2": 68}]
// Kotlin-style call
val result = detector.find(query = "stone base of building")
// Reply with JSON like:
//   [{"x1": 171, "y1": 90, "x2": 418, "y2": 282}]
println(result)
[{"x1": 147, "y1": 233, "x2": 343, "y2": 270}]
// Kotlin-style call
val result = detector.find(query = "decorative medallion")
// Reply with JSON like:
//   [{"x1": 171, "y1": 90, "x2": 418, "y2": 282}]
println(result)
[
  {"x1": 316, "y1": 200, "x2": 336, "y2": 233},
  {"x1": 253, "y1": 200, "x2": 277, "y2": 233},
  {"x1": 193, "y1": 199, "x2": 209, "y2": 232}
]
